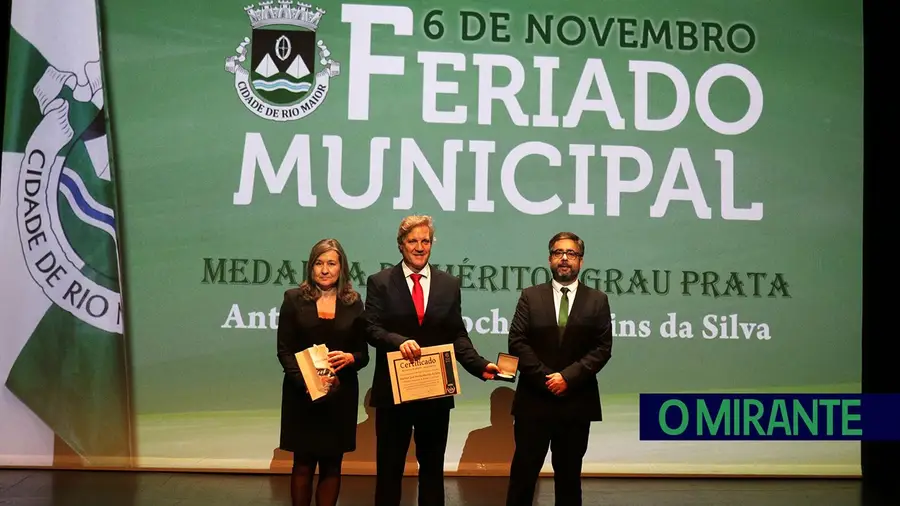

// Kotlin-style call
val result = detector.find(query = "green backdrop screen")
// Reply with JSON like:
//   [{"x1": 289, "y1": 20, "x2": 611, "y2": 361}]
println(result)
[{"x1": 102, "y1": 0, "x2": 862, "y2": 475}]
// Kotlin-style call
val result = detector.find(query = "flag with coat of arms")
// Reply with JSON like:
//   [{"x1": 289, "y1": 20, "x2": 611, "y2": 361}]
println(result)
[{"x1": 0, "y1": 0, "x2": 132, "y2": 466}]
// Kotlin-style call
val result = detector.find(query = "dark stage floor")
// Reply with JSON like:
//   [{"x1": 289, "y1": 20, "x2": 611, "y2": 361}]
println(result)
[{"x1": 0, "y1": 469, "x2": 896, "y2": 506}]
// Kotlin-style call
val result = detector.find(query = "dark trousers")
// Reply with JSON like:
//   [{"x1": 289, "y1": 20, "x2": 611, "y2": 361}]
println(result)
[
  {"x1": 374, "y1": 403, "x2": 451, "y2": 506},
  {"x1": 505, "y1": 416, "x2": 591, "y2": 506}
]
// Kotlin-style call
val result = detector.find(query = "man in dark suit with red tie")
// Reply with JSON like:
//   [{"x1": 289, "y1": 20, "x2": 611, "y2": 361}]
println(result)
[
  {"x1": 505, "y1": 232, "x2": 614, "y2": 506},
  {"x1": 363, "y1": 214, "x2": 500, "y2": 506}
]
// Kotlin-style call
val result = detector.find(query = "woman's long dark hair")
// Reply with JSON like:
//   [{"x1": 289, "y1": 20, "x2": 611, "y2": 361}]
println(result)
[{"x1": 298, "y1": 238, "x2": 359, "y2": 305}]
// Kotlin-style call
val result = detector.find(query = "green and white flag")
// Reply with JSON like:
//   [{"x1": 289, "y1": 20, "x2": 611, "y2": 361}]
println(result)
[{"x1": 0, "y1": 0, "x2": 132, "y2": 466}]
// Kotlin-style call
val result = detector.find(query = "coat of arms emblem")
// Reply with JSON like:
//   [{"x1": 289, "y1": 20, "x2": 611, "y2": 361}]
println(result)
[{"x1": 225, "y1": 1, "x2": 340, "y2": 121}]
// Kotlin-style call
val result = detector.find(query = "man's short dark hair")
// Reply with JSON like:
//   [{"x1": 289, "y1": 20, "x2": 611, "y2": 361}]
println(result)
[{"x1": 548, "y1": 232, "x2": 585, "y2": 255}]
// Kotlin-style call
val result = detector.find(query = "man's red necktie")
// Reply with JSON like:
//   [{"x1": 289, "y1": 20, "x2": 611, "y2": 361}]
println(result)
[{"x1": 410, "y1": 273, "x2": 425, "y2": 325}]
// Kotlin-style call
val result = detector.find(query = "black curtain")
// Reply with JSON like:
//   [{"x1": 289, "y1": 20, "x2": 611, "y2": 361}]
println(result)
[{"x1": 860, "y1": 0, "x2": 895, "y2": 501}]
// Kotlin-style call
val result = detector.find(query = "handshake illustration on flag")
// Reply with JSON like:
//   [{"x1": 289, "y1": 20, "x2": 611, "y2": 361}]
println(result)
[{"x1": 295, "y1": 344, "x2": 339, "y2": 401}]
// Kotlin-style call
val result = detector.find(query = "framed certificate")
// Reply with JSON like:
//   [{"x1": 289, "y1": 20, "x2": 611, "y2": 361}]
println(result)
[{"x1": 386, "y1": 344, "x2": 461, "y2": 404}]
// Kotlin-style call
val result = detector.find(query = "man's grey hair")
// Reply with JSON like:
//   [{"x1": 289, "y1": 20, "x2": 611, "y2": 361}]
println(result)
[{"x1": 396, "y1": 215, "x2": 435, "y2": 244}]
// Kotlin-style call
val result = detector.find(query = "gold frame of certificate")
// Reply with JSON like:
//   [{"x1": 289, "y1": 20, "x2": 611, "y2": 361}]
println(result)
[
  {"x1": 386, "y1": 343, "x2": 461, "y2": 404},
  {"x1": 495, "y1": 352, "x2": 519, "y2": 382}
]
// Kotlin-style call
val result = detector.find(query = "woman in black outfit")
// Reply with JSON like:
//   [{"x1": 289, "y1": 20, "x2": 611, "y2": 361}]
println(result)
[{"x1": 276, "y1": 238, "x2": 370, "y2": 506}]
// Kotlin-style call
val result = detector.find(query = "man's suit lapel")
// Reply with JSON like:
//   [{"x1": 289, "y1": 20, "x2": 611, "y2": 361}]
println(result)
[
  {"x1": 423, "y1": 268, "x2": 443, "y2": 325},
  {"x1": 389, "y1": 264, "x2": 418, "y2": 318},
  {"x1": 561, "y1": 284, "x2": 588, "y2": 341},
  {"x1": 538, "y1": 283, "x2": 557, "y2": 330}
]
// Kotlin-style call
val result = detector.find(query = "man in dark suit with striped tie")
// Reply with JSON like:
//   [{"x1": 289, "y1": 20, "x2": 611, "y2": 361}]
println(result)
[
  {"x1": 505, "y1": 232, "x2": 614, "y2": 506},
  {"x1": 363, "y1": 214, "x2": 500, "y2": 506}
]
